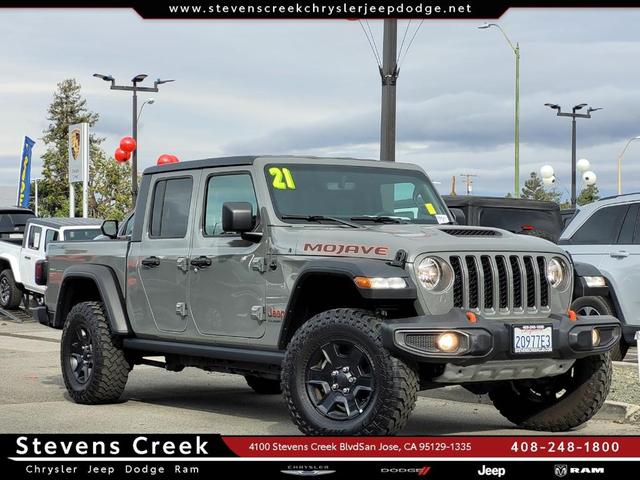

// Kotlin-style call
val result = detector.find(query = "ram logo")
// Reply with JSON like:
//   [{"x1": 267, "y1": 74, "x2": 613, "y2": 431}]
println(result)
[{"x1": 554, "y1": 465, "x2": 567, "y2": 478}]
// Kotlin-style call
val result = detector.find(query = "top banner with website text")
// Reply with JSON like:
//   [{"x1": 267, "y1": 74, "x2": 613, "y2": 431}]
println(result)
[{"x1": 2, "y1": 1, "x2": 640, "y2": 19}]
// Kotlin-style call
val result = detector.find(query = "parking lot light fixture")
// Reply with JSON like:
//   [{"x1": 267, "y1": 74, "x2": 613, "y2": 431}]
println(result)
[
  {"x1": 617, "y1": 135, "x2": 640, "y2": 195},
  {"x1": 479, "y1": 22, "x2": 520, "y2": 198}
]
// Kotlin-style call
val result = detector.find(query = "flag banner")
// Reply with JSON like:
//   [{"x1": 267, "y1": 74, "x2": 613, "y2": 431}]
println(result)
[
  {"x1": 1, "y1": 434, "x2": 639, "y2": 479},
  {"x1": 16, "y1": 136, "x2": 35, "y2": 208}
]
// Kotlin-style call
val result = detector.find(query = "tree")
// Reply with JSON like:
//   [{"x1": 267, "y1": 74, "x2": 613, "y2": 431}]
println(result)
[
  {"x1": 520, "y1": 171, "x2": 561, "y2": 203},
  {"x1": 38, "y1": 79, "x2": 131, "y2": 219},
  {"x1": 577, "y1": 184, "x2": 600, "y2": 206}
]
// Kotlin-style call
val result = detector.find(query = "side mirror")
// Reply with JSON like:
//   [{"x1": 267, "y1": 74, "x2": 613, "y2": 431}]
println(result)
[
  {"x1": 450, "y1": 208, "x2": 466, "y2": 225},
  {"x1": 222, "y1": 202, "x2": 254, "y2": 233},
  {"x1": 101, "y1": 219, "x2": 119, "y2": 239}
]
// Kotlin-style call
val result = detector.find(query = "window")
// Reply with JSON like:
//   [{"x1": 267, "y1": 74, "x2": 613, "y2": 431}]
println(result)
[
  {"x1": 479, "y1": 208, "x2": 562, "y2": 242},
  {"x1": 617, "y1": 203, "x2": 640, "y2": 244},
  {"x1": 204, "y1": 174, "x2": 258, "y2": 236},
  {"x1": 44, "y1": 229, "x2": 58, "y2": 251},
  {"x1": 570, "y1": 205, "x2": 628, "y2": 245},
  {"x1": 63, "y1": 228, "x2": 101, "y2": 241},
  {"x1": 27, "y1": 226, "x2": 42, "y2": 250},
  {"x1": 149, "y1": 177, "x2": 193, "y2": 238},
  {"x1": 122, "y1": 213, "x2": 135, "y2": 237}
]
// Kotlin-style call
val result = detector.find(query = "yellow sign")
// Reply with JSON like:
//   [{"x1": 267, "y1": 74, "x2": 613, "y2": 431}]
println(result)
[
  {"x1": 269, "y1": 167, "x2": 296, "y2": 190},
  {"x1": 425, "y1": 203, "x2": 437, "y2": 215}
]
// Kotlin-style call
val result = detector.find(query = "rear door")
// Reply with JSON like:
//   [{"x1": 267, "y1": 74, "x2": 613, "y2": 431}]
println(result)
[
  {"x1": 187, "y1": 168, "x2": 267, "y2": 339},
  {"x1": 19, "y1": 224, "x2": 43, "y2": 291},
  {"x1": 127, "y1": 171, "x2": 201, "y2": 334}
]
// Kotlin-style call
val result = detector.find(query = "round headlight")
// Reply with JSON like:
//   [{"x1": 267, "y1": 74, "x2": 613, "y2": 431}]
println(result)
[
  {"x1": 418, "y1": 257, "x2": 442, "y2": 291},
  {"x1": 546, "y1": 257, "x2": 566, "y2": 288}
]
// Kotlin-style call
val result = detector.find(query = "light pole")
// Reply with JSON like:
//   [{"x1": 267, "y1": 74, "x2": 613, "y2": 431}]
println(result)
[
  {"x1": 544, "y1": 103, "x2": 602, "y2": 208},
  {"x1": 479, "y1": 22, "x2": 520, "y2": 198},
  {"x1": 617, "y1": 135, "x2": 640, "y2": 195},
  {"x1": 380, "y1": 19, "x2": 398, "y2": 162},
  {"x1": 93, "y1": 74, "x2": 174, "y2": 203}
]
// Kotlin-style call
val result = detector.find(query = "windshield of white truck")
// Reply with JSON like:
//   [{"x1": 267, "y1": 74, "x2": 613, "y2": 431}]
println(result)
[{"x1": 265, "y1": 164, "x2": 451, "y2": 225}]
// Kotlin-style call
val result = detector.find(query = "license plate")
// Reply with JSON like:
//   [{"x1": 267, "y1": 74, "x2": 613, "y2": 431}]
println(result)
[{"x1": 513, "y1": 325, "x2": 553, "y2": 354}]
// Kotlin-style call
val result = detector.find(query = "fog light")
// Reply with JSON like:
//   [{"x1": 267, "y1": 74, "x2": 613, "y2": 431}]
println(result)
[
  {"x1": 592, "y1": 328, "x2": 601, "y2": 347},
  {"x1": 436, "y1": 332, "x2": 460, "y2": 353}
]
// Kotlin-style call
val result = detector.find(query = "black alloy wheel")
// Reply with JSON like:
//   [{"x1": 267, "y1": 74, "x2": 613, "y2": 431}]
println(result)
[
  {"x1": 305, "y1": 339, "x2": 375, "y2": 420},
  {"x1": 67, "y1": 325, "x2": 94, "y2": 384}
]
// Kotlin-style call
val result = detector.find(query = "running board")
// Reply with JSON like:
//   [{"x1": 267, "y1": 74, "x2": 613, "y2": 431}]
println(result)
[{"x1": 122, "y1": 338, "x2": 284, "y2": 366}]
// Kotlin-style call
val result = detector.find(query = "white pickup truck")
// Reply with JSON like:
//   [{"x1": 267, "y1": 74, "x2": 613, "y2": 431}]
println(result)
[{"x1": 0, "y1": 217, "x2": 102, "y2": 309}]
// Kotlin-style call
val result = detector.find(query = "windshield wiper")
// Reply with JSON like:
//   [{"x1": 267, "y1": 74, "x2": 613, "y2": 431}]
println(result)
[
  {"x1": 349, "y1": 215, "x2": 408, "y2": 224},
  {"x1": 281, "y1": 215, "x2": 361, "y2": 228}
]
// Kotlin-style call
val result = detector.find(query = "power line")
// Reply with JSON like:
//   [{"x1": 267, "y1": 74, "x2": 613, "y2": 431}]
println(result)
[
  {"x1": 358, "y1": 20, "x2": 382, "y2": 67},
  {"x1": 398, "y1": 19, "x2": 424, "y2": 69}
]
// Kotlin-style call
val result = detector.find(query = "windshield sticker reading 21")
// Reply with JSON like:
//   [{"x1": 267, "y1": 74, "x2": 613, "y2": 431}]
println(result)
[{"x1": 269, "y1": 167, "x2": 296, "y2": 190}]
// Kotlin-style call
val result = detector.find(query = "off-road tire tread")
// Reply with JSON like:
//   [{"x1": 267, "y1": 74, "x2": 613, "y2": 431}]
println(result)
[
  {"x1": 282, "y1": 308, "x2": 418, "y2": 435},
  {"x1": 61, "y1": 301, "x2": 129, "y2": 404},
  {"x1": 489, "y1": 354, "x2": 612, "y2": 432},
  {"x1": 245, "y1": 375, "x2": 282, "y2": 394},
  {"x1": 0, "y1": 269, "x2": 22, "y2": 310}
]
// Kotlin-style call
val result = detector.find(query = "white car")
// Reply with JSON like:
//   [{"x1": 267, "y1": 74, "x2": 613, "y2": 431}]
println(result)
[
  {"x1": 0, "y1": 217, "x2": 102, "y2": 309},
  {"x1": 560, "y1": 193, "x2": 640, "y2": 360}
]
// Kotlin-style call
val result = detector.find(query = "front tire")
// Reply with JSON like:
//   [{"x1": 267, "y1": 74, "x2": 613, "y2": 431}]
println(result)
[
  {"x1": 0, "y1": 269, "x2": 22, "y2": 310},
  {"x1": 490, "y1": 354, "x2": 612, "y2": 431},
  {"x1": 281, "y1": 308, "x2": 418, "y2": 435},
  {"x1": 61, "y1": 301, "x2": 130, "y2": 404},
  {"x1": 572, "y1": 296, "x2": 628, "y2": 361}
]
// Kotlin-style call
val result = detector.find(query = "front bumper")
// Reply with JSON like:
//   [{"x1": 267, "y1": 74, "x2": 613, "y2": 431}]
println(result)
[{"x1": 381, "y1": 308, "x2": 621, "y2": 366}]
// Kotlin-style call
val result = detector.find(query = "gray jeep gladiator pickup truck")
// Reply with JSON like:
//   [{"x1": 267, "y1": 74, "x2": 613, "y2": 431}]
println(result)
[{"x1": 37, "y1": 156, "x2": 621, "y2": 435}]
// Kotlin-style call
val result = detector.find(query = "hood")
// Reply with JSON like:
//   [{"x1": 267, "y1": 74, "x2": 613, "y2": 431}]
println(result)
[{"x1": 270, "y1": 223, "x2": 566, "y2": 263}]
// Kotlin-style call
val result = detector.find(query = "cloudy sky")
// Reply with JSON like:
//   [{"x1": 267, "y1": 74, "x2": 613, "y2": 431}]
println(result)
[{"x1": 1, "y1": 8, "x2": 640, "y2": 205}]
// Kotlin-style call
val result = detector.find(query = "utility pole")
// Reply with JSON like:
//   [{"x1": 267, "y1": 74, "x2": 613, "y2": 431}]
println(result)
[
  {"x1": 460, "y1": 174, "x2": 478, "y2": 195},
  {"x1": 380, "y1": 19, "x2": 398, "y2": 162},
  {"x1": 544, "y1": 103, "x2": 601, "y2": 208},
  {"x1": 93, "y1": 73, "x2": 174, "y2": 203}
]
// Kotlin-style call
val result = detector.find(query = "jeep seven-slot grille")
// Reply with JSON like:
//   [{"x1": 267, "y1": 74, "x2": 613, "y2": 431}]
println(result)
[{"x1": 450, "y1": 254, "x2": 550, "y2": 315}]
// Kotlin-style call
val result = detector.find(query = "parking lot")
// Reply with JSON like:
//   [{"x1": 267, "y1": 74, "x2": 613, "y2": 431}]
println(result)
[{"x1": 1, "y1": 315, "x2": 638, "y2": 435}]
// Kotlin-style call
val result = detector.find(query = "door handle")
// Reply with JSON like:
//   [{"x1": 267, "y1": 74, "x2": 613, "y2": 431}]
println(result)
[
  {"x1": 141, "y1": 256, "x2": 161, "y2": 267},
  {"x1": 610, "y1": 250, "x2": 629, "y2": 258},
  {"x1": 24, "y1": 256, "x2": 31, "y2": 260},
  {"x1": 190, "y1": 256, "x2": 212, "y2": 268}
]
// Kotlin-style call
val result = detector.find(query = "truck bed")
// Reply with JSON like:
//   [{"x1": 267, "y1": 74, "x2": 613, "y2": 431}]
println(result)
[{"x1": 45, "y1": 239, "x2": 130, "y2": 307}]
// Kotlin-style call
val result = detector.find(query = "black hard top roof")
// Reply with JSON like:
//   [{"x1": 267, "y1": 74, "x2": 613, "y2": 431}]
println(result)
[
  {"x1": 443, "y1": 195, "x2": 560, "y2": 211},
  {"x1": 142, "y1": 155, "x2": 386, "y2": 175},
  {"x1": 25, "y1": 217, "x2": 103, "y2": 229},
  {"x1": 0, "y1": 206, "x2": 35, "y2": 214}
]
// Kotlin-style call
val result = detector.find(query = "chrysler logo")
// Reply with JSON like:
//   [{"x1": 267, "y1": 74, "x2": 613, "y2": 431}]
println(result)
[{"x1": 281, "y1": 470, "x2": 336, "y2": 476}]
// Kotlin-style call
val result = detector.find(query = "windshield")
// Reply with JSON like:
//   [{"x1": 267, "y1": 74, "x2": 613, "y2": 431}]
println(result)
[
  {"x1": 479, "y1": 207, "x2": 562, "y2": 242},
  {"x1": 63, "y1": 228, "x2": 102, "y2": 241},
  {"x1": 266, "y1": 164, "x2": 450, "y2": 225}
]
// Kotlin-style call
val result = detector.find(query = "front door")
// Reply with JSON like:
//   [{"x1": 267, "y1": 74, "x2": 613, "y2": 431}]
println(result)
[
  {"x1": 128, "y1": 172, "x2": 200, "y2": 334},
  {"x1": 188, "y1": 169, "x2": 266, "y2": 339}
]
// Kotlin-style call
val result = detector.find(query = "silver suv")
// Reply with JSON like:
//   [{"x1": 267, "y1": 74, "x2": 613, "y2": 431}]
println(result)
[
  {"x1": 561, "y1": 193, "x2": 640, "y2": 360},
  {"x1": 37, "y1": 156, "x2": 620, "y2": 435}
]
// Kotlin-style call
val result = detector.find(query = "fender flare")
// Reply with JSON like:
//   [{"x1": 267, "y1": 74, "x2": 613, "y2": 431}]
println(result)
[
  {"x1": 0, "y1": 253, "x2": 22, "y2": 285},
  {"x1": 277, "y1": 257, "x2": 417, "y2": 348},
  {"x1": 572, "y1": 261, "x2": 609, "y2": 299},
  {"x1": 55, "y1": 264, "x2": 131, "y2": 334}
]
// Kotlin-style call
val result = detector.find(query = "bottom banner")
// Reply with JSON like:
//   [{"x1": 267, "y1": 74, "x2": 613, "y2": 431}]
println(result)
[{"x1": 1, "y1": 435, "x2": 638, "y2": 479}]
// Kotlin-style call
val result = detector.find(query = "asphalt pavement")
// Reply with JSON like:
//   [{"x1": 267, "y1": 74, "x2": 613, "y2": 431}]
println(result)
[{"x1": 1, "y1": 315, "x2": 638, "y2": 435}]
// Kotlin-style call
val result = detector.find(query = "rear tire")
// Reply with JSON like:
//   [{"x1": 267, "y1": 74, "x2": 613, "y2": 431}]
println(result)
[
  {"x1": 490, "y1": 354, "x2": 612, "y2": 431},
  {"x1": 282, "y1": 308, "x2": 418, "y2": 435},
  {"x1": 61, "y1": 301, "x2": 130, "y2": 404},
  {"x1": 245, "y1": 375, "x2": 282, "y2": 394},
  {"x1": 0, "y1": 269, "x2": 22, "y2": 310},
  {"x1": 572, "y1": 296, "x2": 628, "y2": 361}
]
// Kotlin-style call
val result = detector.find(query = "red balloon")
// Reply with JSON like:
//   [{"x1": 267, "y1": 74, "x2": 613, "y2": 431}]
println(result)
[
  {"x1": 114, "y1": 148, "x2": 131, "y2": 163},
  {"x1": 120, "y1": 136, "x2": 137, "y2": 152},
  {"x1": 157, "y1": 154, "x2": 179, "y2": 166}
]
